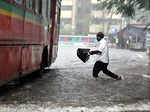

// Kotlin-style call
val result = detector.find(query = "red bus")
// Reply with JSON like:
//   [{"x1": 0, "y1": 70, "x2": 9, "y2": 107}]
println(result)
[{"x1": 0, "y1": 0, "x2": 61, "y2": 86}]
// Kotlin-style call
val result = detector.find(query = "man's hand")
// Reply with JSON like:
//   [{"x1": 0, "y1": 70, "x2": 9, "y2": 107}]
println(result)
[
  {"x1": 89, "y1": 50, "x2": 101, "y2": 55},
  {"x1": 88, "y1": 51, "x2": 93, "y2": 55}
]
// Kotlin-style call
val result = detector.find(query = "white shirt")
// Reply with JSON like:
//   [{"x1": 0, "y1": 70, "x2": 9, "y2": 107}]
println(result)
[{"x1": 96, "y1": 38, "x2": 109, "y2": 63}]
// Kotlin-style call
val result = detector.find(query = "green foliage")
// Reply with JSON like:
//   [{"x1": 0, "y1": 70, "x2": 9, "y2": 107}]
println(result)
[{"x1": 97, "y1": 0, "x2": 150, "y2": 17}]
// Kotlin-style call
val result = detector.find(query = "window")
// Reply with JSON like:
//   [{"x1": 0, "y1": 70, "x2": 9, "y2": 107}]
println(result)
[
  {"x1": 62, "y1": 6, "x2": 72, "y2": 10},
  {"x1": 92, "y1": 4, "x2": 99, "y2": 10},
  {"x1": 42, "y1": 0, "x2": 47, "y2": 17},
  {"x1": 35, "y1": 0, "x2": 42, "y2": 14},
  {"x1": 14, "y1": 0, "x2": 24, "y2": 5},
  {"x1": 26, "y1": 0, "x2": 34, "y2": 9},
  {"x1": 47, "y1": 0, "x2": 51, "y2": 17}
]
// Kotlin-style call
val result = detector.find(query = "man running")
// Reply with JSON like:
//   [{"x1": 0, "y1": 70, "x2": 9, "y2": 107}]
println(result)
[{"x1": 89, "y1": 32, "x2": 122, "y2": 80}]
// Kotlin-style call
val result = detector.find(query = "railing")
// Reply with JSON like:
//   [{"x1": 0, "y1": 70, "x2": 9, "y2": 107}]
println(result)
[{"x1": 59, "y1": 35, "x2": 97, "y2": 43}]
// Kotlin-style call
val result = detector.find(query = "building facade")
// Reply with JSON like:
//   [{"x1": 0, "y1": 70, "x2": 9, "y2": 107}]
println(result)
[
  {"x1": 60, "y1": 0, "x2": 123, "y2": 35},
  {"x1": 60, "y1": 0, "x2": 73, "y2": 35}
]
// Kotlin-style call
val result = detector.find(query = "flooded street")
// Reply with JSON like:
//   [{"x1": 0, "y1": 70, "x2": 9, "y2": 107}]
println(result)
[{"x1": 0, "y1": 42, "x2": 150, "y2": 112}]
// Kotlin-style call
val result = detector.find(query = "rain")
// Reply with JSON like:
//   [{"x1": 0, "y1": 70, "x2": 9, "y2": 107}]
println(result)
[{"x1": 1, "y1": 0, "x2": 150, "y2": 112}]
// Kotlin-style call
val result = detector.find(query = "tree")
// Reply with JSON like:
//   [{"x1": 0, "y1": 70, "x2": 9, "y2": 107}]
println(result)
[{"x1": 97, "y1": 0, "x2": 150, "y2": 18}]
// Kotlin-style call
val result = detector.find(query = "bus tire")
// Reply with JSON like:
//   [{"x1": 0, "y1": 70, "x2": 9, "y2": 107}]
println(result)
[{"x1": 40, "y1": 46, "x2": 48, "y2": 72}]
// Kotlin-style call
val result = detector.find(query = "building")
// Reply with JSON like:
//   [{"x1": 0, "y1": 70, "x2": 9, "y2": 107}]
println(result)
[
  {"x1": 90, "y1": 0, "x2": 122, "y2": 35},
  {"x1": 60, "y1": 0, "x2": 123, "y2": 35},
  {"x1": 60, "y1": 0, "x2": 74, "y2": 35},
  {"x1": 118, "y1": 24, "x2": 147, "y2": 49}
]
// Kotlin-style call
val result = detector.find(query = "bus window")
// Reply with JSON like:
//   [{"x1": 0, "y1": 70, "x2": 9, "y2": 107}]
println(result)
[
  {"x1": 48, "y1": 0, "x2": 51, "y2": 18},
  {"x1": 26, "y1": 0, "x2": 34, "y2": 10},
  {"x1": 39, "y1": 0, "x2": 42, "y2": 14},
  {"x1": 14, "y1": 0, "x2": 24, "y2": 4},
  {"x1": 42, "y1": 0, "x2": 47, "y2": 17},
  {"x1": 35, "y1": 0, "x2": 42, "y2": 15}
]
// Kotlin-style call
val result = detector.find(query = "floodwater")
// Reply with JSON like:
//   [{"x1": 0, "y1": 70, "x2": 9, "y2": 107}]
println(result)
[{"x1": 0, "y1": 42, "x2": 150, "y2": 112}]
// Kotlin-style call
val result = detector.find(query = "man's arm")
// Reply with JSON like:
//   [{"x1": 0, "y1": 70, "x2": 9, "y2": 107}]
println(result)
[{"x1": 89, "y1": 50, "x2": 102, "y2": 55}]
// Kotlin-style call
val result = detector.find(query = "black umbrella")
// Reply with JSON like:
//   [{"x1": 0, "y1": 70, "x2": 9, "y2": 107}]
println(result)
[{"x1": 77, "y1": 48, "x2": 90, "y2": 63}]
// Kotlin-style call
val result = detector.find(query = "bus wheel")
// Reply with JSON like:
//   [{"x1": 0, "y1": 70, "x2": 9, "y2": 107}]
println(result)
[{"x1": 40, "y1": 46, "x2": 48, "y2": 72}]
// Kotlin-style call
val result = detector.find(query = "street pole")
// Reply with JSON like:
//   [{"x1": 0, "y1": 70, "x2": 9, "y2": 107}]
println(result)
[{"x1": 72, "y1": 0, "x2": 77, "y2": 35}]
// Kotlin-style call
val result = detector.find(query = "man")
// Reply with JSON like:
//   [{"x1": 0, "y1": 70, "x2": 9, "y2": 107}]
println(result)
[{"x1": 89, "y1": 32, "x2": 122, "y2": 80}]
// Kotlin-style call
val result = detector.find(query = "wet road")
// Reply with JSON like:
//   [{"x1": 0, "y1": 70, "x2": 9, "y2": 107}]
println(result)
[{"x1": 0, "y1": 42, "x2": 150, "y2": 112}]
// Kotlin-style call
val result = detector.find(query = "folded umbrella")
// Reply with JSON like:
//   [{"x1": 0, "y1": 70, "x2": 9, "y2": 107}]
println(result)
[{"x1": 77, "y1": 48, "x2": 90, "y2": 63}]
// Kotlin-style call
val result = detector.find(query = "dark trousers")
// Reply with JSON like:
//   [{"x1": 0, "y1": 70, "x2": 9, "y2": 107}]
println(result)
[{"x1": 93, "y1": 61, "x2": 118, "y2": 79}]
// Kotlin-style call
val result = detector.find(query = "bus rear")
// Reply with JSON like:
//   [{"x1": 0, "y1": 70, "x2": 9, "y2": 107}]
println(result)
[{"x1": 0, "y1": 0, "x2": 61, "y2": 86}]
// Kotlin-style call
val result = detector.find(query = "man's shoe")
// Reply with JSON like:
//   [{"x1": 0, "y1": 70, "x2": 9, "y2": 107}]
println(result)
[
  {"x1": 93, "y1": 76, "x2": 99, "y2": 81},
  {"x1": 116, "y1": 76, "x2": 122, "y2": 80}
]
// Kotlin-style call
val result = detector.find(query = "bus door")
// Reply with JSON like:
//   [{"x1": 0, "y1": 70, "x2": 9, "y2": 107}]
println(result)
[
  {"x1": 49, "y1": 0, "x2": 61, "y2": 64},
  {"x1": 48, "y1": 0, "x2": 56, "y2": 65}
]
